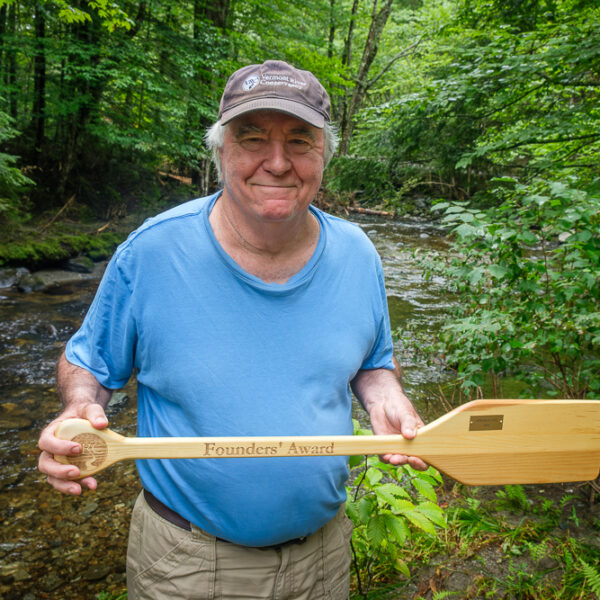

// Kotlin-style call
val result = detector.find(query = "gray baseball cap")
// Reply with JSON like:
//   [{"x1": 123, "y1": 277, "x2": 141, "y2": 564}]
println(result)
[{"x1": 218, "y1": 60, "x2": 331, "y2": 128}]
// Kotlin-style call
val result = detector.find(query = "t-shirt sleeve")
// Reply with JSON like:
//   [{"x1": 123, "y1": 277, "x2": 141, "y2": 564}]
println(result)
[
  {"x1": 65, "y1": 249, "x2": 137, "y2": 389},
  {"x1": 360, "y1": 257, "x2": 395, "y2": 371}
]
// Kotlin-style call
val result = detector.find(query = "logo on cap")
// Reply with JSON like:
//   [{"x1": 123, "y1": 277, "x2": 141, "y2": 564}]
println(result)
[{"x1": 242, "y1": 75, "x2": 260, "y2": 91}]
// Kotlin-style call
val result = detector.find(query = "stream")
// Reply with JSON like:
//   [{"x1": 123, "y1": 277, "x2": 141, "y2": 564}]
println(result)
[{"x1": 0, "y1": 211, "x2": 452, "y2": 599}]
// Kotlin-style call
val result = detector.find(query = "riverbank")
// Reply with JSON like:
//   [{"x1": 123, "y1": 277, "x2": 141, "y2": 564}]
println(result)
[{"x1": 0, "y1": 184, "x2": 434, "y2": 276}]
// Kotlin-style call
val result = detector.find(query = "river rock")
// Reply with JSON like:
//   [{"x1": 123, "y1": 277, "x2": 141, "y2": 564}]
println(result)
[
  {"x1": 64, "y1": 256, "x2": 95, "y2": 273},
  {"x1": 0, "y1": 562, "x2": 31, "y2": 583},
  {"x1": 17, "y1": 261, "x2": 107, "y2": 293},
  {"x1": 106, "y1": 392, "x2": 130, "y2": 415},
  {"x1": 0, "y1": 416, "x2": 34, "y2": 430},
  {"x1": 0, "y1": 267, "x2": 30, "y2": 289},
  {"x1": 83, "y1": 564, "x2": 111, "y2": 581},
  {"x1": 42, "y1": 571, "x2": 64, "y2": 592},
  {"x1": 81, "y1": 500, "x2": 99, "y2": 517},
  {"x1": 17, "y1": 274, "x2": 46, "y2": 293}
]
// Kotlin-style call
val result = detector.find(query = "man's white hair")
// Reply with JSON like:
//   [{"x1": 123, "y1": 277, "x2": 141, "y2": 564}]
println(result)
[{"x1": 205, "y1": 119, "x2": 339, "y2": 182}]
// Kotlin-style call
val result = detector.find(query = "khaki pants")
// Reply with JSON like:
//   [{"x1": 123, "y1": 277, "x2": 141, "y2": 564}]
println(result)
[{"x1": 126, "y1": 491, "x2": 353, "y2": 599}]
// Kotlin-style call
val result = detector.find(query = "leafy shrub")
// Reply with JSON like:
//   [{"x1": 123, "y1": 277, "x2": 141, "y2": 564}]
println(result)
[
  {"x1": 325, "y1": 155, "x2": 394, "y2": 203},
  {"x1": 423, "y1": 177, "x2": 600, "y2": 398},
  {"x1": 0, "y1": 109, "x2": 34, "y2": 222},
  {"x1": 346, "y1": 421, "x2": 445, "y2": 597}
]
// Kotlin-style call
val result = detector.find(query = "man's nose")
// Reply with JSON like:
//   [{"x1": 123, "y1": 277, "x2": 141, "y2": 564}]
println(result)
[{"x1": 262, "y1": 141, "x2": 292, "y2": 174}]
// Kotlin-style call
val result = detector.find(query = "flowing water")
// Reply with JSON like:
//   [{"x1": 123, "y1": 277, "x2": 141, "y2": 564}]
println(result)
[{"x1": 0, "y1": 212, "x2": 453, "y2": 599}]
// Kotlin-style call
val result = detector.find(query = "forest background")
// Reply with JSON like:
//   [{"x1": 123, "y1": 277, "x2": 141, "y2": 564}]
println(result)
[
  {"x1": 1, "y1": 0, "x2": 597, "y2": 406},
  {"x1": 0, "y1": 0, "x2": 598, "y2": 597}
]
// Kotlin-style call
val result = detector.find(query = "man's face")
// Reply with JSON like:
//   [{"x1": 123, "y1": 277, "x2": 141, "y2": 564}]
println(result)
[{"x1": 219, "y1": 111, "x2": 325, "y2": 224}]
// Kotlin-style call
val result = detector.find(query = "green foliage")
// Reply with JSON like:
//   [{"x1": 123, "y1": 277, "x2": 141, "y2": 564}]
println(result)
[
  {"x1": 422, "y1": 177, "x2": 600, "y2": 398},
  {"x1": 496, "y1": 485, "x2": 532, "y2": 514},
  {"x1": 50, "y1": 0, "x2": 133, "y2": 30},
  {"x1": 0, "y1": 108, "x2": 34, "y2": 220},
  {"x1": 346, "y1": 420, "x2": 445, "y2": 596},
  {"x1": 350, "y1": 0, "x2": 600, "y2": 201},
  {"x1": 442, "y1": 486, "x2": 600, "y2": 599},
  {"x1": 0, "y1": 230, "x2": 120, "y2": 267},
  {"x1": 95, "y1": 591, "x2": 127, "y2": 600},
  {"x1": 325, "y1": 155, "x2": 394, "y2": 202},
  {"x1": 580, "y1": 560, "x2": 600, "y2": 597}
]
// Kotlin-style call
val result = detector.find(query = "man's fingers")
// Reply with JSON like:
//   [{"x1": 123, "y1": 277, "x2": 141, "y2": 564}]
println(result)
[
  {"x1": 399, "y1": 415, "x2": 424, "y2": 439},
  {"x1": 408, "y1": 456, "x2": 429, "y2": 471},
  {"x1": 46, "y1": 474, "x2": 97, "y2": 495},
  {"x1": 381, "y1": 453, "x2": 428, "y2": 471},
  {"x1": 46, "y1": 475, "x2": 83, "y2": 495},
  {"x1": 38, "y1": 449, "x2": 79, "y2": 478},
  {"x1": 79, "y1": 404, "x2": 108, "y2": 429},
  {"x1": 38, "y1": 419, "x2": 81, "y2": 455}
]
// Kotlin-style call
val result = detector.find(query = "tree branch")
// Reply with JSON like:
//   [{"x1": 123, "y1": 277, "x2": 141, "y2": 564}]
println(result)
[
  {"x1": 366, "y1": 36, "x2": 425, "y2": 90},
  {"x1": 497, "y1": 132, "x2": 600, "y2": 152}
]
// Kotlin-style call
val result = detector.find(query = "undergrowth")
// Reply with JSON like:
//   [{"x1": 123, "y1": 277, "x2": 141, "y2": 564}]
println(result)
[{"x1": 350, "y1": 480, "x2": 600, "y2": 599}]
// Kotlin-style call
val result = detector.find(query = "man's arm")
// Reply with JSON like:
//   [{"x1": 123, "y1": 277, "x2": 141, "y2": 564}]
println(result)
[
  {"x1": 351, "y1": 365, "x2": 428, "y2": 470},
  {"x1": 37, "y1": 350, "x2": 113, "y2": 495}
]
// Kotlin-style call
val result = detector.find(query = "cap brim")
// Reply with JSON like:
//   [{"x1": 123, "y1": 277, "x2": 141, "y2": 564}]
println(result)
[{"x1": 220, "y1": 98, "x2": 326, "y2": 128}]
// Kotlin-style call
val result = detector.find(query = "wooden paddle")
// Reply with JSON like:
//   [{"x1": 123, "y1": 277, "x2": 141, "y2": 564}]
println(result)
[{"x1": 54, "y1": 399, "x2": 600, "y2": 485}]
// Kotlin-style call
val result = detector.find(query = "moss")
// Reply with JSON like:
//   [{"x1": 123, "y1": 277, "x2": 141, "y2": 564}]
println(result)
[{"x1": 0, "y1": 231, "x2": 122, "y2": 269}]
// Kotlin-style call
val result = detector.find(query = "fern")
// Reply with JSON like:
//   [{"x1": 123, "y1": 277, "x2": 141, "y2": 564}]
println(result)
[
  {"x1": 496, "y1": 484, "x2": 530, "y2": 512},
  {"x1": 526, "y1": 540, "x2": 548, "y2": 563},
  {"x1": 580, "y1": 560, "x2": 600, "y2": 597},
  {"x1": 432, "y1": 591, "x2": 460, "y2": 600}
]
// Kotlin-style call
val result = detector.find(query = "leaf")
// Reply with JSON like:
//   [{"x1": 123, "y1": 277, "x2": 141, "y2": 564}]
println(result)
[
  {"x1": 366, "y1": 514, "x2": 387, "y2": 547},
  {"x1": 445, "y1": 205, "x2": 470, "y2": 214},
  {"x1": 384, "y1": 513, "x2": 410, "y2": 545},
  {"x1": 345, "y1": 500, "x2": 359, "y2": 524},
  {"x1": 358, "y1": 496, "x2": 375, "y2": 524},
  {"x1": 580, "y1": 560, "x2": 600, "y2": 596},
  {"x1": 412, "y1": 477, "x2": 437, "y2": 502},
  {"x1": 488, "y1": 264, "x2": 509, "y2": 279},
  {"x1": 416, "y1": 501, "x2": 446, "y2": 528},
  {"x1": 395, "y1": 559, "x2": 411, "y2": 577},
  {"x1": 365, "y1": 467, "x2": 383, "y2": 486},
  {"x1": 348, "y1": 454, "x2": 365, "y2": 469},
  {"x1": 401, "y1": 509, "x2": 437, "y2": 535},
  {"x1": 454, "y1": 223, "x2": 477, "y2": 238},
  {"x1": 375, "y1": 483, "x2": 412, "y2": 505}
]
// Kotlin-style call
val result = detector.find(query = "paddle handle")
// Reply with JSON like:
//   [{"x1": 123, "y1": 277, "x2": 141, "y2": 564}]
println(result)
[
  {"x1": 54, "y1": 399, "x2": 600, "y2": 484},
  {"x1": 108, "y1": 434, "x2": 407, "y2": 458},
  {"x1": 54, "y1": 418, "x2": 414, "y2": 477}
]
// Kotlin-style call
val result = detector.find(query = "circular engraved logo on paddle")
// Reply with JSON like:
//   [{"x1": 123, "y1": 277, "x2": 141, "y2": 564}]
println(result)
[{"x1": 71, "y1": 433, "x2": 108, "y2": 471}]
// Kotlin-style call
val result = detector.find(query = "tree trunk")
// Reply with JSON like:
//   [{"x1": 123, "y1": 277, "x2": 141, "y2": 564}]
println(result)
[
  {"x1": 32, "y1": 2, "x2": 46, "y2": 157},
  {"x1": 55, "y1": 1, "x2": 146, "y2": 200},
  {"x1": 327, "y1": 0, "x2": 336, "y2": 59},
  {"x1": 6, "y1": 2, "x2": 17, "y2": 119},
  {"x1": 342, "y1": 0, "x2": 359, "y2": 67},
  {"x1": 339, "y1": 0, "x2": 394, "y2": 155},
  {"x1": 196, "y1": 0, "x2": 230, "y2": 30},
  {"x1": 338, "y1": 0, "x2": 360, "y2": 147},
  {"x1": 0, "y1": 5, "x2": 6, "y2": 76}
]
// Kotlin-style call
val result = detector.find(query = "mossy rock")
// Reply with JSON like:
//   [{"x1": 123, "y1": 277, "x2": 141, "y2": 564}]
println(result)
[{"x1": 0, "y1": 231, "x2": 122, "y2": 269}]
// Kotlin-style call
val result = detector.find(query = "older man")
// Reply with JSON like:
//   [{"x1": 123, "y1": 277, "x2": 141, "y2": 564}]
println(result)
[{"x1": 38, "y1": 60, "x2": 425, "y2": 599}]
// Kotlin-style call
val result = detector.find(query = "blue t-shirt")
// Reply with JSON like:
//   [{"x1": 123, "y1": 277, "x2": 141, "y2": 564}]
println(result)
[{"x1": 67, "y1": 192, "x2": 394, "y2": 546}]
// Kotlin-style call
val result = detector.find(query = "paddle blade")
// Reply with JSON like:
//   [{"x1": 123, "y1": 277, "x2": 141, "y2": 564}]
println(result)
[{"x1": 414, "y1": 400, "x2": 600, "y2": 485}]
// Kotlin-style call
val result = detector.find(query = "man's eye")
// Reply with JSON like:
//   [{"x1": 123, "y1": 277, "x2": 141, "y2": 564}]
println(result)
[
  {"x1": 239, "y1": 137, "x2": 266, "y2": 151},
  {"x1": 288, "y1": 139, "x2": 312, "y2": 153}
]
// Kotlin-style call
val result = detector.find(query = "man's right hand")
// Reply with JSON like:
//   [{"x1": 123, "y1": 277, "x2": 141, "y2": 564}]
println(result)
[{"x1": 37, "y1": 403, "x2": 108, "y2": 495}]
